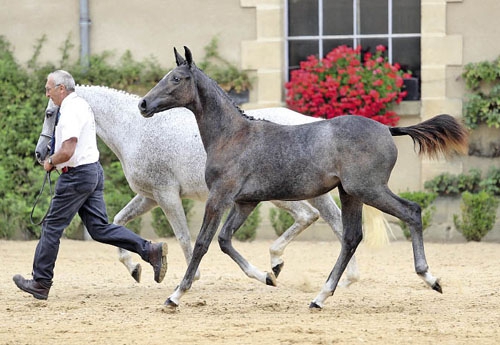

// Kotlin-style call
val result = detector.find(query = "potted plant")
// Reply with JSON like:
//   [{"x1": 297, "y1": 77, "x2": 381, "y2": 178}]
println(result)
[{"x1": 198, "y1": 37, "x2": 253, "y2": 105}]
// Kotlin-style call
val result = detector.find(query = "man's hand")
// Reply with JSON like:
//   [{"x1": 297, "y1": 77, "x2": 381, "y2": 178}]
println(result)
[{"x1": 43, "y1": 159, "x2": 55, "y2": 172}]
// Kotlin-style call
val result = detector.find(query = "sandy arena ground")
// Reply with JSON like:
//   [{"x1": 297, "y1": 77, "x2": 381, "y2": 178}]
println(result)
[{"x1": 1, "y1": 238, "x2": 499, "y2": 344}]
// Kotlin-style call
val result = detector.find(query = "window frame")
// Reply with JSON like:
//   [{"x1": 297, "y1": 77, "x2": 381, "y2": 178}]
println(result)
[{"x1": 284, "y1": 0, "x2": 421, "y2": 77}]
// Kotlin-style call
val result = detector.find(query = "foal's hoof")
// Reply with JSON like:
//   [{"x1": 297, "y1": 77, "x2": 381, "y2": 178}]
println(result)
[
  {"x1": 164, "y1": 298, "x2": 179, "y2": 308},
  {"x1": 272, "y1": 262, "x2": 284, "y2": 278},
  {"x1": 131, "y1": 264, "x2": 142, "y2": 283},
  {"x1": 432, "y1": 280, "x2": 443, "y2": 294},
  {"x1": 265, "y1": 272, "x2": 277, "y2": 287},
  {"x1": 309, "y1": 301, "x2": 322, "y2": 310}
]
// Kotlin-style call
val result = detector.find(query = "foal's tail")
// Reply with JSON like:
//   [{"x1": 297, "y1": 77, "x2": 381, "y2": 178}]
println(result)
[{"x1": 389, "y1": 114, "x2": 469, "y2": 159}]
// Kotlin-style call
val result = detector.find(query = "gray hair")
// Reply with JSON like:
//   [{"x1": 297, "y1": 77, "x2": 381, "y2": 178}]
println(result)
[{"x1": 49, "y1": 70, "x2": 76, "y2": 92}]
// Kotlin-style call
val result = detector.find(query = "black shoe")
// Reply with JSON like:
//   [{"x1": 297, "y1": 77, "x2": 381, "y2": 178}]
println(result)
[
  {"x1": 13, "y1": 274, "x2": 50, "y2": 300},
  {"x1": 149, "y1": 242, "x2": 168, "y2": 283}
]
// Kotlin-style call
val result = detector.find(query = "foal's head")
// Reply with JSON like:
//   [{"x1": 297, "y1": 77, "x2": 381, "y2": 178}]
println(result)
[{"x1": 139, "y1": 47, "x2": 198, "y2": 118}]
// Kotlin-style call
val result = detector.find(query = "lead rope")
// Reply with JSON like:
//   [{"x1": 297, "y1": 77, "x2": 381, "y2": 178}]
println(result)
[{"x1": 30, "y1": 171, "x2": 57, "y2": 225}]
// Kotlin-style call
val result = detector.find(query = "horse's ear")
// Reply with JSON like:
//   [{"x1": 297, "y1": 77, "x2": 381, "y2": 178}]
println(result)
[
  {"x1": 174, "y1": 47, "x2": 186, "y2": 66},
  {"x1": 184, "y1": 46, "x2": 194, "y2": 68}
]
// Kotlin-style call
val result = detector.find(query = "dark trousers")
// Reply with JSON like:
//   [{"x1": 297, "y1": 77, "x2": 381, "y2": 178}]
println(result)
[{"x1": 32, "y1": 162, "x2": 150, "y2": 285}]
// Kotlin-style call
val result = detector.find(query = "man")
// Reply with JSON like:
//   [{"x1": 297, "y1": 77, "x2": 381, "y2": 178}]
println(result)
[{"x1": 13, "y1": 70, "x2": 167, "y2": 300}]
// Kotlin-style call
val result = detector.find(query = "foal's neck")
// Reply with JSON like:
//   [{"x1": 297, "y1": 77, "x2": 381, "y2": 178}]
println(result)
[{"x1": 193, "y1": 69, "x2": 250, "y2": 150}]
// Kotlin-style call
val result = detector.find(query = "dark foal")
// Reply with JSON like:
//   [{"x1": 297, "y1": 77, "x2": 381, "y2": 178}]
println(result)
[{"x1": 139, "y1": 47, "x2": 468, "y2": 309}]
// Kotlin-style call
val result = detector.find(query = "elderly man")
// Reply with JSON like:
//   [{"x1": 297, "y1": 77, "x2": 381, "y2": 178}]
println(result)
[{"x1": 13, "y1": 70, "x2": 167, "y2": 300}]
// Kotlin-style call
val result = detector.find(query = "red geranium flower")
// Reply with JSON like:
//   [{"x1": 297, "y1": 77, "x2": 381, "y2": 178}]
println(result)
[{"x1": 285, "y1": 45, "x2": 410, "y2": 126}]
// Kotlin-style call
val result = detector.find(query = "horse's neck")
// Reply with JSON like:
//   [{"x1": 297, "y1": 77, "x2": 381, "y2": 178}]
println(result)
[
  {"x1": 76, "y1": 86, "x2": 140, "y2": 160},
  {"x1": 193, "y1": 71, "x2": 249, "y2": 151}
]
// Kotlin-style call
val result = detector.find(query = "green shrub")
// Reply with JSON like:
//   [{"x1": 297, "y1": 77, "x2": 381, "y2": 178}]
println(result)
[
  {"x1": 151, "y1": 199, "x2": 194, "y2": 238},
  {"x1": 269, "y1": 208, "x2": 295, "y2": 236},
  {"x1": 479, "y1": 167, "x2": 500, "y2": 195},
  {"x1": 233, "y1": 204, "x2": 261, "y2": 242},
  {"x1": 398, "y1": 191, "x2": 437, "y2": 240},
  {"x1": 453, "y1": 191, "x2": 499, "y2": 241},
  {"x1": 0, "y1": 34, "x2": 169, "y2": 239},
  {"x1": 424, "y1": 169, "x2": 482, "y2": 196},
  {"x1": 222, "y1": 204, "x2": 262, "y2": 242},
  {"x1": 0, "y1": 36, "x2": 52, "y2": 238},
  {"x1": 462, "y1": 56, "x2": 500, "y2": 129}
]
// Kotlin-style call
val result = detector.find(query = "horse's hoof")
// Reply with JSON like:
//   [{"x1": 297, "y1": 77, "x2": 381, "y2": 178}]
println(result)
[
  {"x1": 164, "y1": 298, "x2": 179, "y2": 308},
  {"x1": 272, "y1": 262, "x2": 284, "y2": 278},
  {"x1": 432, "y1": 280, "x2": 443, "y2": 294},
  {"x1": 309, "y1": 301, "x2": 322, "y2": 309},
  {"x1": 265, "y1": 272, "x2": 277, "y2": 287},
  {"x1": 132, "y1": 264, "x2": 142, "y2": 283}
]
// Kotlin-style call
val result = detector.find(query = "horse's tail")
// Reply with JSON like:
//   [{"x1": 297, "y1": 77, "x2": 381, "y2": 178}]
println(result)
[{"x1": 389, "y1": 114, "x2": 469, "y2": 159}]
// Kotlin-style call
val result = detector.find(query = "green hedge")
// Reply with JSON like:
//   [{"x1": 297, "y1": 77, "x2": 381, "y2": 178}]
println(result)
[{"x1": 0, "y1": 35, "x2": 169, "y2": 239}]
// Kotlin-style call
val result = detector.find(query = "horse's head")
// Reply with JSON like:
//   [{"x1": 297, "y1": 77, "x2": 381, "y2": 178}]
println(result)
[
  {"x1": 139, "y1": 46, "x2": 197, "y2": 118},
  {"x1": 35, "y1": 99, "x2": 59, "y2": 164}
]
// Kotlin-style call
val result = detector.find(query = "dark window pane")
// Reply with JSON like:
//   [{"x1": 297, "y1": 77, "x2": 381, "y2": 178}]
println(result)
[
  {"x1": 288, "y1": 0, "x2": 319, "y2": 36},
  {"x1": 359, "y1": 0, "x2": 388, "y2": 34},
  {"x1": 393, "y1": 0, "x2": 421, "y2": 33},
  {"x1": 393, "y1": 37, "x2": 421, "y2": 78},
  {"x1": 288, "y1": 40, "x2": 319, "y2": 71},
  {"x1": 323, "y1": 0, "x2": 353, "y2": 35},
  {"x1": 359, "y1": 38, "x2": 388, "y2": 56},
  {"x1": 323, "y1": 39, "x2": 356, "y2": 57}
]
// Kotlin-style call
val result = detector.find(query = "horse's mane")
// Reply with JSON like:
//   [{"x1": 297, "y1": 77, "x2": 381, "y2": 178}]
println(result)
[{"x1": 76, "y1": 84, "x2": 141, "y2": 100}]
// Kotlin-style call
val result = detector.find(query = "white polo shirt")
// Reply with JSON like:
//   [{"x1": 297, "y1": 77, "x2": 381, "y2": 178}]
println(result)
[{"x1": 54, "y1": 92, "x2": 99, "y2": 169}]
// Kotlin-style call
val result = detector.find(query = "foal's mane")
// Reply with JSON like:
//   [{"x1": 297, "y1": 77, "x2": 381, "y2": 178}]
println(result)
[{"x1": 193, "y1": 65, "x2": 264, "y2": 122}]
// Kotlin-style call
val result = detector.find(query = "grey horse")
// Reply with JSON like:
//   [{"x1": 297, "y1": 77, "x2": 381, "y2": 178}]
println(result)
[
  {"x1": 138, "y1": 47, "x2": 468, "y2": 309},
  {"x1": 36, "y1": 85, "x2": 360, "y2": 286}
]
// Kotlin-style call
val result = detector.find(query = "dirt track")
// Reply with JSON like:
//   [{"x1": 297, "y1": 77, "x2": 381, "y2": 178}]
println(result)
[{"x1": 1, "y1": 238, "x2": 499, "y2": 344}]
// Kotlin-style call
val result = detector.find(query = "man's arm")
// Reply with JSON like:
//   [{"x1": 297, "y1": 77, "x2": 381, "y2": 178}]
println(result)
[{"x1": 44, "y1": 137, "x2": 77, "y2": 172}]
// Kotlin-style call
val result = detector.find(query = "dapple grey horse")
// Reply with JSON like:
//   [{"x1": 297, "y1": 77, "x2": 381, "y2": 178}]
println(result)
[
  {"x1": 36, "y1": 85, "x2": 360, "y2": 286},
  {"x1": 138, "y1": 47, "x2": 468, "y2": 309}
]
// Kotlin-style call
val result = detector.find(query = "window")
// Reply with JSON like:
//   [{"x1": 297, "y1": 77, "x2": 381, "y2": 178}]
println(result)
[{"x1": 285, "y1": 0, "x2": 421, "y2": 99}]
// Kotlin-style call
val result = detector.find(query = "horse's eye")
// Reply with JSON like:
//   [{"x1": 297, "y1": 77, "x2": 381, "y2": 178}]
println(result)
[{"x1": 172, "y1": 76, "x2": 180, "y2": 83}]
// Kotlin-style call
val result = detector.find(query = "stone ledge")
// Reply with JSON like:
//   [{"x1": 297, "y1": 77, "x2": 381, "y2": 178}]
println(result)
[{"x1": 394, "y1": 101, "x2": 422, "y2": 117}]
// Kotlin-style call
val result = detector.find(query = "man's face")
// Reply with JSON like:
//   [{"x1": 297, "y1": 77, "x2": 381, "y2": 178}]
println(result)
[{"x1": 45, "y1": 77, "x2": 65, "y2": 106}]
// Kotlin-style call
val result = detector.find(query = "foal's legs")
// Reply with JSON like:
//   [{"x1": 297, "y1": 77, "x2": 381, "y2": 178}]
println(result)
[
  {"x1": 114, "y1": 195, "x2": 157, "y2": 282},
  {"x1": 366, "y1": 188, "x2": 441, "y2": 292},
  {"x1": 310, "y1": 184, "x2": 442, "y2": 309},
  {"x1": 308, "y1": 194, "x2": 360, "y2": 287},
  {"x1": 219, "y1": 202, "x2": 277, "y2": 285},
  {"x1": 165, "y1": 195, "x2": 228, "y2": 307},
  {"x1": 310, "y1": 187, "x2": 364, "y2": 308},
  {"x1": 268, "y1": 200, "x2": 320, "y2": 277}
]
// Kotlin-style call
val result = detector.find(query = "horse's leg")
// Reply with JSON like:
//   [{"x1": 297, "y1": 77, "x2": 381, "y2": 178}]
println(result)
[
  {"x1": 114, "y1": 195, "x2": 158, "y2": 282},
  {"x1": 155, "y1": 191, "x2": 200, "y2": 280},
  {"x1": 308, "y1": 194, "x2": 360, "y2": 287},
  {"x1": 219, "y1": 202, "x2": 277, "y2": 285},
  {"x1": 310, "y1": 186, "x2": 364, "y2": 309},
  {"x1": 165, "y1": 195, "x2": 228, "y2": 307},
  {"x1": 363, "y1": 187, "x2": 442, "y2": 293},
  {"x1": 268, "y1": 200, "x2": 319, "y2": 277}
]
